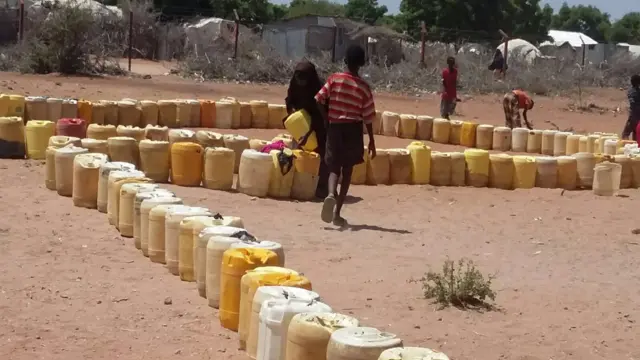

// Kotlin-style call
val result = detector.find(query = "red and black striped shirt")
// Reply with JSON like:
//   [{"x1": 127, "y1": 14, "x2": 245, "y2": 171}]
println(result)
[{"x1": 314, "y1": 72, "x2": 376, "y2": 125}]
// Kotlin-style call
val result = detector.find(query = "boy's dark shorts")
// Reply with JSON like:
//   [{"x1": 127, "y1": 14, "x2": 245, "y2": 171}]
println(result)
[{"x1": 325, "y1": 121, "x2": 364, "y2": 169}]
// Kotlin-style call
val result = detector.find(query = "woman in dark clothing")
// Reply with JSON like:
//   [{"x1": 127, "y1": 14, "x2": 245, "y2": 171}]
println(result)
[{"x1": 284, "y1": 60, "x2": 329, "y2": 198}]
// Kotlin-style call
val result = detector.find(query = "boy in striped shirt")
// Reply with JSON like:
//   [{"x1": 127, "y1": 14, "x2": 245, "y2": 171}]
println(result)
[{"x1": 315, "y1": 45, "x2": 377, "y2": 226}]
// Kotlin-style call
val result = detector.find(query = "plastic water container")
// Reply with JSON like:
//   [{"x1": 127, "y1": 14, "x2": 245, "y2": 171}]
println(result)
[
  {"x1": 326, "y1": 327, "x2": 402, "y2": 360},
  {"x1": 222, "y1": 97, "x2": 242, "y2": 128},
  {"x1": 87, "y1": 124, "x2": 117, "y2": 140},
  {"x1": 145, "y1": 124, "x2": 169, "y2": 141},
  {"x1": 116, "y1": 125, "x2": 145, "y2": 142},
  {"x1": 186, "y1": 99, "x2": 201, "y2": 127},
  {"x1": 25, "y1": 120, "x2": 55, "y2": 160},
  {"x1": 541, "y1": 130, "x2": 557, "y2": 155},
  {"x1": 250, "y1": 100, "x2": 269, "y2": 129},
  {"x1": 460, "y1": 121, "x2": 477, "y2": 148},
  {"x1": 61, "y1": 99, "x2": 78, "y2": 119},
  {"x1": 193, "y1": 217, "x2": 245, "y2": 287},
  {"x1": 138, "y1": 140, "x2": 170, "y2": 183},
  {"x1": 291, "y1": 150, "x2": 321, "y2": 201},
  {"x1": 55, "y1": 145, "x2": 89, "y2": 196},
  {"x1": 96, "y1": 162, "x2": 136, "y2": 212},
  {"x1": 117, "y1": 100, "x2": 141, "y2": 127},
  {"x1": 593, "y1": 161, "x2": 622, "y2": 196},
  {"x1": 56, "y1": 118, "x2": 86, "y2": 138},
  {"x1": 511, "y1": 128, "x2": 529, "y2": 152},
  {"x1": 512, "y1": 156, "x2": 537, "y2": 189},
  {"x1": 118, "y1": 183, "x2": 159, "y2": 237},
  {"x1": 573, "y1": 152, "x2": 596, "y2": 189},
  {"x1": 220, "y1": 248, "x2": 279, "y2": 331},
  {"x1": 398, "y1": 114, "x2": 417, "y2": 139},
  {"x1": 415, "y1": 115, "x2": 433, "y2": 141},
  {"x1": 464, "y1": 149, "x2": 489, "y2": 187},
  {"x1": 91, "y1": 102, "x2": 106, "y2": 125},
  {"x1": 80, "y1": 138, "x2": 109, "y2": 155},
  {"x1": 447, "y1": 120, "x2": 462, "y2": 145},
  {"x1": 4, "y1": 94, "x2": 24, "y2": 118},
  {"x1": 284, "y1": 109, "x2": 317, "y2": 152},
  {"x1": 631, "y1": 156, "x2": 640, "y2": 188},
  {"x1": 25, "y1": 96, "x2": 48, "y2": 121},
  {"x1": 488, "y1": 153, "x2": 513, "y2": 190},
  {"x1": 430, "y1": 152, "x2": 452, "y2": 186},
  {"x1": 165, "y1": 206, "x2": 211, "y2": 275},
  {"x1": 224, "y1": 134, "x2": 250, "y2": 173},
  {"x1": 527, "y1": 129, "x2": 543, "y2": 153},
  {"x1": 134, "y1": 190, "x2": 175, "y2": 249},
  {"x1": 202, "y1": 226, "x2": 252, "y2": 304},
  {"x1": 604, "y1": 138, "x2": 618, "y2": 155},
  {"x1": 236, "y1": 287, "x2": 317, "y2": 356},
  {"x1": 230, "y1": 240, "x2": 285, "y2": 267},
  {"x1": 475, "y1": 124, "x2": 494, "y2": 150},
  {"x1": 268, "y1": 104, "x2": 287, "y2": 129},
  {"x1": 272, "y1": 134, "x2": 294, "y2": 148},
  {"x1": 447, "y1": 152, "x2": 465, "y2": 186},
  {"x1": 258, "y1": 298, "x2": 332, "y2": 360},
  {"x1": 351, "y1": 146, "x2": 369, "y2": 185},
  {"x1": 535, "y1": 156, "x2": 558, "y2": 188},
  {"x1": 157, "y1": 100, "x2": 178, "y2": 128},
  {"x1": 268, "y1": 149, "x2": 296, "y2": 198},
  {"x1": 179, "y1": 216, "x2": 221, "y2": 281},
  {"x1": 108, "y1": 136, "x2": 139, "y2": 167},
  {"x1": 77, "y1": 100, "x2": 92, "y2": 123},
  {"x1": 365, "y1": 149, "x2": 389, "y2": 185},
  {"x1": 72, "y1": 153, "x2": 109, "y2": 208},
  {"x1": 0, "y1": 117, "x2": 25, "y2": 159},
  {"x1": 172, "y1": 100, "x2": 189, "y2": 127},
  {"x1": 171, "y1": 142, "x2": 203, "y2": 187},
  {"x1": 148, "y1": 204, "x2": 189, "y2": 263},
  {"x1": 107, "y1": 170, "x2": 147, "y2": 225},
  {"x1": 378, "y1": 347, "x2": 450, "y2": 360},
  {"x1": 557, "y1": 156, "x2": 578, "y2": 190},
  {"x1": 371, "y1": 111, "x2": 383, "y2": 135},
  {"x1": 45, "y1": 147, "x2": 58, "y2": 190},
  {"x1": 46, "y1": 97, "x2": 63, "y2": 122},
  {"x1": 203, "y1": 147, "x2": 235, "y2": 190},
  {"x1": 199, "y1": 100, "x2": 215, "y2": 128},
  {"x1": 381, "y1": 112, "x2": 399, "y2": 137},
  {"x1": 553, "y1": 132, "x2": 570, "y2": 156},
  {"x1": 586, "y1": 134, "x2": 600, "y2": 153},
  {"x1": 140, "y1": 197, "x2": 182, "y2": 256},
  {"x1": 139, "y1": 100, "x2": 158, "y2": 126},
  {"x1": 492, "y1": 127, "x2": 511, "y2": 151},
  {"x1": 286, "y1": 313, "x2": 360, "y2": 360},
  {"x1": 110, "y1": 176, "x2": 151, "y2": 229},
  {"x1": 431, "y1": 118, "x2": 450, "y2": 144},
  {"x1": 578, "y1": 136, "x2": 589, "y2": 153},
  {"x1": 388, "y1": 149, "x2": 412, "y2": 185},
  {"x1": 168, "y1": 129, "x2": 196, "y2": 148},
  {"x1": 613, "y1": 155, "x2": 633, "y2": 189},
  {"x1": 566, "y1": 134, "x2": 581, "y2": 155},
  {"x1": 238, "y1": 268, "x2": 310, "y2": 349},
  {"x1": 196, "y1": 130, "x2": 224, "y2": 148},
  {"x1": 213, "y1": 101, "x2": 233, "y2": 129},
  {"x1": 407, "y1": 141, "x2": 431, "y2": 185},
  {"x1": 238, "y1": 149, "x2": 273, "y2": 197}
]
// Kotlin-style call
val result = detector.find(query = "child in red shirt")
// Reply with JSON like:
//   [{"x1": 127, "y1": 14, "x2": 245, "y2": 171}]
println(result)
[
  {"x1": 315, "y1": 45, "x2": 377, "y2": 226},
  {"x1": 440, "y1": 56, "x2": 458, "y2": 119}
]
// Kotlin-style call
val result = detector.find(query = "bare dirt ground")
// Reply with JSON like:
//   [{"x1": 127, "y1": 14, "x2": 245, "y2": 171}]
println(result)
[{"x1": 1, "y1": 67, "x2": 639, "y2": 360}]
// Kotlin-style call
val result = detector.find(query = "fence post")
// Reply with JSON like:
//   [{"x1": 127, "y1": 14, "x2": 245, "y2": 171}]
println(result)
[
  {"x1": 233, "y1": 10, "x2": 240, "y2": 60},
  {"x1": 128, "y1": 10, "x2": 133, "y2": 72},
  {"x1": 18, "y1": 0, "x2": 24, "y2": 44},
  {"x1": 419, "y1": 21, "x2": 426, "y2": 66},
  {"x1": 331, "y1": 26, "x2": 337, "y2": 63},
  {"x1": 499, "y1": 29, "x2": 509, "y2": 76}
]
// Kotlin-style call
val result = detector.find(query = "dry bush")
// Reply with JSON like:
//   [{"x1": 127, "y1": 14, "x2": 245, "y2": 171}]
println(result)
[
  {"x1": 418, "y1": 257, "x2": 496, "y2": 310},
  {"x1": 180, "y1": 35, "x2": 640, "y2": 96}
]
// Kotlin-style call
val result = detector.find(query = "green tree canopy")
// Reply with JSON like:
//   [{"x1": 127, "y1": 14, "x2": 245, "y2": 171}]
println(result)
[
  {"x1": 344, "y1": 0, "x2": 388, "y2": 25},
  {"x1": 550, "y1": 3, "x2": 611, "y2": 42},
  {"x1": 286, "y1": 0, "x2": 346, "y2": 18},
  {"x1": 610, "y1": 12, "x2": 640, "y2": 44}
]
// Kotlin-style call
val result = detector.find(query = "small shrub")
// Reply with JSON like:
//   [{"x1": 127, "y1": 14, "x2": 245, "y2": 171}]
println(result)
[{"x1": 420, "y1": 258, "x2": 496, "y2": 309}]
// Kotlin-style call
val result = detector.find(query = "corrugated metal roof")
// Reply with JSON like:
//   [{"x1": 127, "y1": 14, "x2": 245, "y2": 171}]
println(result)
[{"x1": 541, "y1": 29, "x2": 598, "y2": 47}]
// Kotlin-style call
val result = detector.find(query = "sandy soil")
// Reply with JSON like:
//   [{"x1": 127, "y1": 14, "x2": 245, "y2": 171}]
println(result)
[{"x1": 0, "y1": 67, "x2": 639, "y2": 360}]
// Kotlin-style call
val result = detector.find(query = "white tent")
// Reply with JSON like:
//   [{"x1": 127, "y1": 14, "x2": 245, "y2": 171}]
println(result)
[
  {"x1": 497, "y1": 38, "x2": 541, "y2": 64},
  {"x1": 184, "y1": 17, "x2": 247, "y2": 57},
  {"x1": 29, "y1": 0, "x2": 123, "y2": 18}
]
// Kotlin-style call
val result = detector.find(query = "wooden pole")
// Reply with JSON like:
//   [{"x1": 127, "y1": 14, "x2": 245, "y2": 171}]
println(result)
[
  {"x1": 498, "y1": 29, "x2": 509, "y2": 75},
  {"x1": 233, "y1": 10, "x2": 240, "y2": 60},
  {"x1": 18, "y1": 0, "x2": 24, "y2": 44},
  {"x1": 420, "y1": 21, "x2": 427, "y2": 66},
  {"x1": 128, "y1": 10, "x2": 133, "y2": 72}
]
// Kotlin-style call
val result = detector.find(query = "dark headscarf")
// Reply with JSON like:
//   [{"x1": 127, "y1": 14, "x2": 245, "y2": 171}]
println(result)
[{"x1": 285, "y1": 60, "x2": 323, "y2": 115}]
